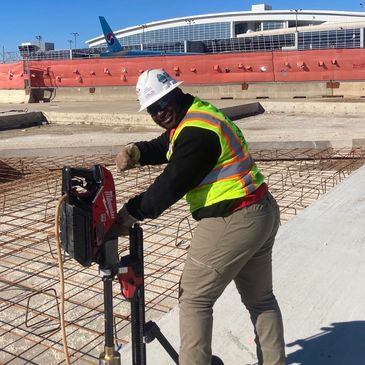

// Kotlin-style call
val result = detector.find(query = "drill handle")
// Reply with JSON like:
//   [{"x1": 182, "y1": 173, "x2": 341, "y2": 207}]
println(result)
[
  {"x1": 61, "y1": 165, "x2": 103, "y2": 195},
  {"x1": 117, "y1": 224, "x2": 144, "y2": 300}
]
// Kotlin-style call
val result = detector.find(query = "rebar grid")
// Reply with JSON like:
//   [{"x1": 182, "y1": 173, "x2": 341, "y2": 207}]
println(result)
[{"x1": 0, "y1": 148, "x2": 364, "y2": 364}]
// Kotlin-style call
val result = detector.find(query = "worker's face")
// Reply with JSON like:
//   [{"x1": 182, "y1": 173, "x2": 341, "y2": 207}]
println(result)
[{"x1": 147, "y1": 91, "x2": 181, "y2": 130}]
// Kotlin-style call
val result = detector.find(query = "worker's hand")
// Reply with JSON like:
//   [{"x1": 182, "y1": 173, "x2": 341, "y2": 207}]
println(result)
[
  {"x1": 116, "y1": 204, "x2": 138, "y2": 236},
  {"x1": 116, "y1": 144, "x2": 140, "y2": 172}
]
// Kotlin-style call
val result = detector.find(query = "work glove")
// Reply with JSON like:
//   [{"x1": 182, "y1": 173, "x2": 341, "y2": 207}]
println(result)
[
  {"x1": 116, "y1": 144, "x2": 140, "y2": 172},
  {"x1": 116, "y1": 204, "x2": 138, "y2": 236}
]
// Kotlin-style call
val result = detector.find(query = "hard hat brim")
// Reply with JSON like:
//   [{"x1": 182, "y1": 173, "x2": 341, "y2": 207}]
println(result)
[{"x1": 138, "y1": 80, "x2": 183, "y2": 112}]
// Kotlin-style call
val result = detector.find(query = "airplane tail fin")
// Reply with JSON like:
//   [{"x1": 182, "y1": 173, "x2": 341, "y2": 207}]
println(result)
[{"x1": 99, "y1": 16, "x2": 123, "y2": 53}]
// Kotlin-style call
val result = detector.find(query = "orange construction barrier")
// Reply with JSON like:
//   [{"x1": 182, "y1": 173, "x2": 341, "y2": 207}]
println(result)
[
  {"x1": 1, "y1": 49, "x2": 364, "y2": 90},
  {"x1": 0, "y1": 62, "x2": 25, "y2": 89}
]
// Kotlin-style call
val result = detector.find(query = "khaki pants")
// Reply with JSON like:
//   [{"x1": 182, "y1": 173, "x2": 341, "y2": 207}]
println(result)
[{"x1": 179, "y1": 193, "x2": 286, "y2": 365}]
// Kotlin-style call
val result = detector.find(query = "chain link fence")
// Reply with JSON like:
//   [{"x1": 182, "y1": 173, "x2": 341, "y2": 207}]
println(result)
[
  {"x1": 0, "y1": 50, "x2": 21, "y2": 64},
  {"x1": 2, "y1": 26, "x2": 364, "y2": 63}
]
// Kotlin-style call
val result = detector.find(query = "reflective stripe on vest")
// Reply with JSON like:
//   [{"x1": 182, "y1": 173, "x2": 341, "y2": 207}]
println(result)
[
  {"x1": 198, "y1": 156, "x2": 253, "y2": 186},
  {"x1": 182, "y1": 111, "x2": 254, "y2": 186},
  {"x1": 186, "y1": 112, "x2": 246, "y2": 159}
]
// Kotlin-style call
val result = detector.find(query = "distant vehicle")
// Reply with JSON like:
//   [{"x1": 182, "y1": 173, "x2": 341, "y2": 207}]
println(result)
[{"x1": 99, "y1": 16, "x2": 200, "y2": 57}]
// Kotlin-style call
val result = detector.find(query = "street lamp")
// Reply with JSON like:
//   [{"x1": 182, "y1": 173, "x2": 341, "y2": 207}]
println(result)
[
  {"x1": 360, "y1": 3, "x2": 365, "y2": 8},
  {"x1": 35, "y1": 35, "x2": 42, "y2": 49},
  {"x1": 290, "y1": 9, "x2": 302, "y2": 32},
  {"x1": 70, "y1": 32, "x2": 79, "y2": 49}
]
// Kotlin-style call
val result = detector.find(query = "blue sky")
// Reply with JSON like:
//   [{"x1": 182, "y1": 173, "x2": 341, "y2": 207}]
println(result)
[{"x1": 0, "y1": 0, "x2": 363, "y2": 52}]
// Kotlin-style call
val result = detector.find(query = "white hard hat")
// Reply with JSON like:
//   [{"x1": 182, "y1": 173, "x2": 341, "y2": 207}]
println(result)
[{"x1": 136, "y1": 69, "x2": 183, "y2": 112}]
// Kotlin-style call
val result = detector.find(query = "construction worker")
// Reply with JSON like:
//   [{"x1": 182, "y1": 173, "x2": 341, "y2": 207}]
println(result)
[{"x1": 115, "y1": 69, "x2": 286, "y2": 365}]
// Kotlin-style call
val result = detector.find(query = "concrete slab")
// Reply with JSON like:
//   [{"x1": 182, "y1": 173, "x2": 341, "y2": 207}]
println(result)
[
  {"x1": 22, "y1": 82, "x2": 365, "y2": 103},
  {"x1": 0, "y1": 89, "x2": 29, "y2": 103},
  {"x1": 221, "y1": 102, "x2": 265, "y2": 121},
  {"x1": 120, "y1": 164, "x2": 365, "y2": 364}
]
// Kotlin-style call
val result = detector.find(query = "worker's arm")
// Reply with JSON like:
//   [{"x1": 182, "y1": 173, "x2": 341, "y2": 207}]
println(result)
[
  {"x1": 126, "y1": 126, "x2": 221, "y2": 220},
  {"x1": 135, "y1": 131, "x2": 170, "y2": 165}
]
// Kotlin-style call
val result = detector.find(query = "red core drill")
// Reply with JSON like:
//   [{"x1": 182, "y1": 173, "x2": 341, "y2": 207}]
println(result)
[
  {"x1": 60, "y1": 165, "x2": 118, "y2": 268},
  {"x1": 60, "y1": 165, "x2": 223, "y2": 365},
  {"x1": 60, "y1": 165, "x2": 121, "y2": 364}
]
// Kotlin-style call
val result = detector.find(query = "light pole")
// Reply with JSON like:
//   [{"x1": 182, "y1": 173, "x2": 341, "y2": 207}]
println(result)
[
  {"x1": 35, "y1": 35, "x2": 42, "y2": 49},
  {"x1": 290, "y1": 9, "x2": 302, "y2": 32},
  {"x1": 140, "y1": 24, "x2": 147, "y2": 50},
  {"x1": 67, "y1": 39, "x2": 73, "y2": 59},
  {"x1": 70, "y1": 32, "x2": 79, "y2": 49}
]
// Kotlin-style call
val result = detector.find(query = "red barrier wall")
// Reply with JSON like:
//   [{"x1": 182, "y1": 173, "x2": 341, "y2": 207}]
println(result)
[
  {"x1": 27, "y1": 52, "x2": 275, "y2": 88},
  {"x1": 0, "y1": 62, "x2": 25, "y2": 89},
  {"x1": 1, "y1": 49, "x2": 364, "y2": 90},
  {"x1": 273, "y1": 49, "x2": 365, "y2": 82}
]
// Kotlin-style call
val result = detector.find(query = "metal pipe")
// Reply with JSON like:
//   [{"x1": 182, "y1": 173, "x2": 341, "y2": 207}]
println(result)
[
  {"x1": 103, "y1": 276, "x2": 114, "y2": 347},
  {"x1": 99, "y1": 275, "x2": 121, "y2": 365}
]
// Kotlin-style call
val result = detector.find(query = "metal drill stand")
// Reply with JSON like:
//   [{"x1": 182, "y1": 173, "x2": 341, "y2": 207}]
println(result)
[
  {"x1": 118, "y1": 224, "x2": 177, "y2": 365},
  {"x1": 99, "y1": 224, "x2": 224, "y2": 365}
]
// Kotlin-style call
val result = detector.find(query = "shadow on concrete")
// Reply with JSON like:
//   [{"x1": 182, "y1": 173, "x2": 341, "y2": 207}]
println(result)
[
  {"x1": 29, "y1": 87, "x2": 56, "y2": 103},
  {"x1": 286, "y1": 321, "x2": 365, "y2": 365},
  {"x1": 0, "y1": 160, "x2": 24, "y2": 183}
]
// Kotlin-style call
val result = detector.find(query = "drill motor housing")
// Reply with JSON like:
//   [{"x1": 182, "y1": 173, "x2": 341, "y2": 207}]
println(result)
[{"x1": 60, "y1": 165, "x2": 118, "y2": 267}]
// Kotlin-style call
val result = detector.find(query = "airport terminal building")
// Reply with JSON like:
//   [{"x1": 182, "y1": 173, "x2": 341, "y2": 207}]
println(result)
[{"x1": 86, "y1": 4, "x2": 365, "y2": 53}]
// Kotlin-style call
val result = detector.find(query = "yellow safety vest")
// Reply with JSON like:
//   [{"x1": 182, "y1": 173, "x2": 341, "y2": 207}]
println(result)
[{"x1": 167, "y1": 97, "x2": 265, "y2": 213}]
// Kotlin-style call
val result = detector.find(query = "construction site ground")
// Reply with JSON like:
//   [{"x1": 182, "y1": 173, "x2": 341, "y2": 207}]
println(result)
[
  {"x1": 0, "y1": 98, "x2": 364, "y2": 365},
  {"x1": 1, "y1": 98, "x2": 365, "y2": 157}
]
